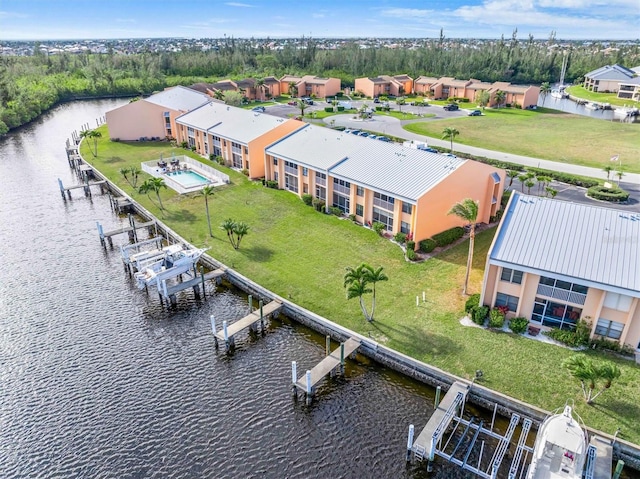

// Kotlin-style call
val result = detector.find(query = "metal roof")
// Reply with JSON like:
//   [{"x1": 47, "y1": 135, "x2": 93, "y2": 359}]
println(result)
[
  {"x1": 585, "y1": 64, "x2": 635, "y2": 81},
  {"x1": 490, "y1": 193, "x2": 640, "y2": 295},
  {"x1": 330, "y1": 142, "x2": 466, "y2": 202},
  {"x1": 144, "y1": 86, "x2": 210, "y2": 112},
  {"x1": 266, "y1": 124, "x2": 362, "y2": 171},
  {"x1": 176, "y1": 102, "x2": 288, "y2": 144}
]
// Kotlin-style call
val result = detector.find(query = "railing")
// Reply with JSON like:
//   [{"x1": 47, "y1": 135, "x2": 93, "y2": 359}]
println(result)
[
  {"x1": 373, "y1": 197, "x2": 394, "y2": 211},
  {"x1": 141, "y1": 155, "x2": 230, "y2": 195},
  {"x1": 536, "y1": 284, "x2": 586, "y2": 305},
  {"x1": 333, "y1": 183, "x2": 350, "y2": 195},
  {"x1": 315, "y1": 176, "x2": 326, "y2": 186},
  {"x1": 284, "y1": 164, "x2": 298, "y2": 175}
]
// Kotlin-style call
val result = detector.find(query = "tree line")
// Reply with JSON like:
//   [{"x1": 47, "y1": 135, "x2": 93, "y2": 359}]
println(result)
[{"x1": 1, "y1": 33, "x2": 638, "y2": 135}]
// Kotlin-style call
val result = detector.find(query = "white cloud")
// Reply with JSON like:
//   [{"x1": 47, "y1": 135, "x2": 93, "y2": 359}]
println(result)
[
  {"x1": 225, "y1": 2, "x2": 253, "y2": 7},
  {"x1": 380, "y1": 8, "x2": 436, "y2": 18}
]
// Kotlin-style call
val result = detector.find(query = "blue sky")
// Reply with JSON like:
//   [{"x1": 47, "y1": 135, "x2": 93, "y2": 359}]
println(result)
[{"x1": 0, "y1": 0, "x2": 638, "y2": 41}]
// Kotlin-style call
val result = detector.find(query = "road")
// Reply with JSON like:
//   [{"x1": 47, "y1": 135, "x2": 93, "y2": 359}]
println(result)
[{"x1": 259, "y1": 101, "x2": 639, "y2": 211}]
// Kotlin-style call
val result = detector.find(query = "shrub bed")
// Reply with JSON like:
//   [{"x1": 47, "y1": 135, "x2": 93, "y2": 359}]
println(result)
[
  {"x1": 419, "y1": 238, "x2": 437, "y2": 253},
  {"x1": 432, "y1": 227, "x2": 465, "y2": 247},
  {"x1": 508, "y1": 317, "x2": 529, "y2": 334},
  {"x1": 488, "y1": 309, "x2": 505, "y2": 329},
  {"x1": 472, "y1": 305, "x2": 489, "y2": 325},
  {"x1": 587, "y1": 185, "x2": 630, "y2": 202},
  {"x1": 312, "y1": 198, "x2": 325, "y2": 212},
  {"x1": 465, "y1": 294, "x2": 481, "y2": 313},
  {"x1": 544, "y1": 320, "x2": 591, "y2": 347},
  {"x1": 394, "y1": 232, "x2": 407, "y2": 244},
  {"x1": 301, "y1": 193, "x2": 313, "y2": 206}
]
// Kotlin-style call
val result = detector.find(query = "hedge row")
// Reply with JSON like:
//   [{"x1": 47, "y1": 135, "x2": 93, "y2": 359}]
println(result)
[
  {"x1": 587, "y1": 185, "x2": 630, "y2": 202},
  {"x1": 431, "y1": 226, "x2": 465, "y2": 247}
]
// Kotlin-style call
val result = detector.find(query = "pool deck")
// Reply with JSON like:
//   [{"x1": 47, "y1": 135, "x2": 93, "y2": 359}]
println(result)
[{"x1": 141, "y1": 156, "x2": 229, "y2": 194}]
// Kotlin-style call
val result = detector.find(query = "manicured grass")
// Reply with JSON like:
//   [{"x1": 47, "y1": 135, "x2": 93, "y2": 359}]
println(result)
[
  {"x1": 404, "y1": 107, "x2": 640, "y2": 174},
  {"x1": 85, "y1": 132, "x2": 640, "y2": 445},
  {"x1": 377, "y1": 110, "x2": 433, "y2": 120},
  {"x1": 565, "y1": 85, "x2": 638, "y2": 108}
]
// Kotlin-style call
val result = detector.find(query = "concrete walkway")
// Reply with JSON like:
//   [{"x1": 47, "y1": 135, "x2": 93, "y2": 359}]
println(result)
[{"x1": 322, "y1": 113, "x2": 640, "y2": 187}]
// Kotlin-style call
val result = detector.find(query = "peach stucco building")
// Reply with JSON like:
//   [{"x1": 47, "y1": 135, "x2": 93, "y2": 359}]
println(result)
[
  {"x1": 354, "y1": 75, "x2": 414, "y2": 98},
  {"x1": 481, "y1": 192, "x2": 640, "y2": 353},
  {"x1": 174, "y1": 102, "x2": 304, "y2": 179},
  {"x1": 105, "y1": 86, "x2": 210, "y2": 141},
  {"x1": 264, "y1": 124, "x2": 504, "y2": 243},
  {"x1": 279, "y1": 75, "x2": 341, "y2": 98}
]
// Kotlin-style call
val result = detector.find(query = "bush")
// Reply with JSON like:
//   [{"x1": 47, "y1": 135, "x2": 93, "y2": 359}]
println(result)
[
  {"x1": 544, "y1": 320, "x2": 591, "y2": 347},
  {"x1": 348, "y1": 214, "x2": 356, "y2": 222},
  {"x1": 472, "y1": 306, "x2": 489, "y2": 325},
  {"x1": 406, "y1": 240, "x2": 415, "y2": 251},
  {"x1": 337, "y1": 106, "x2": 345, "y2": 111},
  {"x1": 587, "y1": 185, "x2": 630, "y2": 202},
  {"x1": 419, "y1": 238, "x2": 437, "y2": 253},
  {"x1": 241, "y1": 168, "x2": 249, "y2": 176},
  {"x1": 465, "y1": 294, "x2": 481, "y2": 313},
  {"x1": 372, "y1": 222, "x2": 385, "y2": 235},
  {"x1": 324, "y1": 107, "x2": 334, "y2": 113},
  {"x1": 312, "y1": 198, "x2": 326, "y2": 212},
  {"x1": 301, "y1": 193, "x2": 313, "y2": 206},
  {"x1": 509, "y1": 317, "x2": 529, "y2": 334},
  {"x1": 265, "y1": 180, "x2": 278, "y2": 189},
  {"x1": 589, "y1": 337, "x2": 634, "y2": 356},
  {"x1": 488, "y1": 309, "x2": 505, "y2": 329},
  {"x1": 432, "y1": 227, "x2": 465, "y2": 247},
  {"x1": 216, "y1": 156, "x2": 225, "y2": 165},
  {"x1": 394, "y1": 232, "x2": 407, "y2": 244},
  {"x1": 330, "y1": 206, "x2": 342, "y2": 216},
  {"x1": 406, "y1": 248, "x2": 417, "y2": 261}
]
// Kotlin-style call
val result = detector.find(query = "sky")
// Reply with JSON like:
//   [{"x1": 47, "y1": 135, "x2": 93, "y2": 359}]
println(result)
[{"x1": 0, "y1": 0, "x2": 639, "y2": 41}]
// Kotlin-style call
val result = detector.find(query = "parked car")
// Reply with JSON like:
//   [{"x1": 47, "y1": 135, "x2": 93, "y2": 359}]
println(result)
[
  {"x1": 301, "y1": 97, "x2": 314, "y2": 105},
  {"x1": 350, "y1": 130, "x2": 361, "y2": 135},
  {"x1": 373, "y1": 97, "x2": 380, "y2": 104},
  {"x1": 252, "y1": 106, "x2": 266, "y2": 112},
  {"x1": 377, "y1": 136, "x2": 392, "y2": 142},
  {"x1": 442, "y1": 152, "x2": 457, "y2": 158},
  {"x1": 358, "y1": 131, "x2": 370, "y2": 137},
  {"x1": 287, "y1": 100, "x2": 298, "y2": 106},
  {"x1": 423, "y1": 147, "x2": 439, "y2": 153},
  {"x1": 443, "y1": 103, "x2": 459, "y2": 111},
  {"x1": 468, "y1": 109, "x2": 482, "y2": 116}
]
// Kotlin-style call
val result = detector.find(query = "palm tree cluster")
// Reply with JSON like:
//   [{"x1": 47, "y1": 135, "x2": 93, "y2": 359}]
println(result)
[
  {"x1": 119, "y1": 166, "x2": 141, "y2": 188},
  {"x1": 563, "y1": 354, "x2": 621, "y2": 404},
  {"x1": 139, "y1": 177, "x2": 167, "y2": 210},
  {"x1": 220, "y1": 218, "x2": 249, "y2": 250},
  {"x1": 80, "y1": 129, "x2": 102, "y2": 157},
  {"x1": 343, "y1": 263, "x2": 388, "y2": 322}
]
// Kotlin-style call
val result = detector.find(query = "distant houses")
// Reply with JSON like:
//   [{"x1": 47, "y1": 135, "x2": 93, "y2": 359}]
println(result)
[
  {"x1": 354, "y1": 75, "x2": 414, "y2": 98},
  {"x1": 481, "y1": 192, "x2": 640, "y2": 350},
  {"x1": 582, "y1": 63, "x2": 640, "y2": 102}
]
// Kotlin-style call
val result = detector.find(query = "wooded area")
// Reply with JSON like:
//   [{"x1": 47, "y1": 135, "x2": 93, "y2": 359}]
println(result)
[{"x1": 1, "y1": 34, "x2": 638, "y2": 135}]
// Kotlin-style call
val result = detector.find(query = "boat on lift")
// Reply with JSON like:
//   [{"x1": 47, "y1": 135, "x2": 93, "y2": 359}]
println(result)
[
  {"x1": 134, "y1": 244, "x2": 207, "y2": 289},
  {"x1": 526, "y1": 405, "x2": 587, "y2": 479}
]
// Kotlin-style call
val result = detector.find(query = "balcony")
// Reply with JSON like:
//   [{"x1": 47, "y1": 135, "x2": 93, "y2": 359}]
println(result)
[
  {"x1": 284, "y1": 164, "x2": 298, "y2": 176},
  {"x1": 536, "y1": 284, "x2": 586, "y2": 305}
]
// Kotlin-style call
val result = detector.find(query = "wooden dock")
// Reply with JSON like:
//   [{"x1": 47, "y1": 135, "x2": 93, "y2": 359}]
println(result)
[
  {"x1": 212, "y1": 300, "x2": 282, "y2": 348},
  {"x1": 158, "y1": 267, "x2": 225, "y2": 306},
  {"x1": 97, "y1": 218, "x2": 157, "y2": 247},
  {"x1": 293, "y1": 337, "x2": 361, "y2": 396},
  {"x1": 585, "y1": 435, "x2": 613, "y2": 479},
  {"x1": 412, "y1": 381, "x2": 470, "y2": 462},
  {"x1": 58, "y1": 177, "x2": 107, "y2": 200}
]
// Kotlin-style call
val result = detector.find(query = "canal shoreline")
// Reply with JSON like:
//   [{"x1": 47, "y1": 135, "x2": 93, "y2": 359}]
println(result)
[{"x1": 79, "y1": 141, "x2": 640, "y2": 472}]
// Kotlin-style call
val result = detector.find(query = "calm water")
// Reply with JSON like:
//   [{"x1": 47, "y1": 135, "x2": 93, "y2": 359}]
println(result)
[
  {"x1": 538, "y1": 94, "x2": 639, "y2": 122},
  {"x1": 0, "y1": 100, "x2": 461, "y2": 479},
  {"x1": 1, "y1": 100, "x2": 636, "y2": 479}
]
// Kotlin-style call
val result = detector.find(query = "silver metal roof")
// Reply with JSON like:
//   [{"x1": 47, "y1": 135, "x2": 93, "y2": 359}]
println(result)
[
  {"x1": 330, "y1": 142, "x2": 466, "y2": 202},
  {"x1": 266, "y1": 124, "x2": 363, "y2": 171},
  {"x1": 176, "y1": 102, "x2": 288, "y2": 144},
  {"x1": 144, "y1": 86, "x2": 210, "y2": 112},
  {"x1": 491, "y1": 193, "x2": 640, "y2": 295}
]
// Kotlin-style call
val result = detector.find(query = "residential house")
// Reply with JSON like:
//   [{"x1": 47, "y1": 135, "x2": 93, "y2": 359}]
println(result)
[
  {"x1": 105, "y1": 86, "x2": 210, "y2": 141},
  {"x1": 481, "y1": 192, "x2": 640, "y2": 351},
  {"x1": 430, "y1": 77, "x2": 472, "y2": 100},
  {"x1": 261, "y1": 76, "x2": 281, "y2": 99},
  {"x1": 265, "y1": 124, "x2": 504, "y2": 243},
  {"x1": 354, "y1": 74, "x2": 414, "y2": 98},
  {"x1": 617, "y1": 77, "x2": 640, "y2": 102},
  {"x1": 488, "y1": 82, "x2": 540, "y2": 108},
  {"x1": 583, "y1": 64, "x2": 636, "y2": 93},
  {"x1": 279, "y1": 74, "x2": 341, "y2": 98},
  {"x1": 174, "y1": 102, "x2": 303, "y2": 179},
  {"x1": 413, "y1": 76, "x2": 440, "y2": 96}
]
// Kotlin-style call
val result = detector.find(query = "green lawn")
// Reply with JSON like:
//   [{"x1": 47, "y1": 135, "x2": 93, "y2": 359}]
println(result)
[
  {"x1": 565, "y1": 85, "x2": 639, "y2": 108},
  {"x1": 404, "y1": 107, "x2": 640, "y2": 174},
  {"x1": 85, "y1": 132, "x2": 640, "y2": 445}
]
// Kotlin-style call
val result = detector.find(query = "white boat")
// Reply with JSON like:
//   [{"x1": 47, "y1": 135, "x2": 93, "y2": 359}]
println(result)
[
  {"x1": 584, "y1": 102, "x2": 601, "y2": 110},
  {"x1": 550, "y1": 88, "x2": 568, "y2": 99},
  {"x1": 134, "y1": 244, "x2": 207, "y2": 289},
  {"x1": 526, "y1": 405, "x2": 587, "y2": 479}
]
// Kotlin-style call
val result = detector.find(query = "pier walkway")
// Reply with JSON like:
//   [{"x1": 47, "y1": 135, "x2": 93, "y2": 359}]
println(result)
[
  {"x1": 293, "y1": 337, "x2": 361, "y2": 396},
  {"x1": 212, "y1": 300, "x2": 283, "y2": 349}
]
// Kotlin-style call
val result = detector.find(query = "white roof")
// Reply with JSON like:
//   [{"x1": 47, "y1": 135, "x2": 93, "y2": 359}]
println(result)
[
  {"x1": 491, "y1": 193, "x2": 640, "y2": 296},
  {"x1": 266, "y1": 124, "x2": 364, "y2": 171},
  {"x1": 177, "y1": 102, "x2": 288, "y2": 144},
  {"x1": 144, "y1": 86, "x2": 210, "y2": 112}
]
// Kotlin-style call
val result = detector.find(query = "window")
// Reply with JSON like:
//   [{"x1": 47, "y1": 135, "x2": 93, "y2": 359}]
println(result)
[
  {"x1": 273, "y1": 157, "x2": 278, "y2": 165},
  {"x1": 373, "y1": 192, "x2": 395, "y2": 211},
  {"x1": 285, "y1": 173, "x2": 298, "y2": 193},
  {"x1": 500, "y1": 268, "x2": 523, "y2": 284},
  {"x1": 537, "y1": 276, "x2": 588, "y2": 305},
  {"x1": 531, "y1": 297, "x2": 581, "y2": 330},
  {"x1": 284, "y1": 160, "x2": 298, "y2": 176},
  {"x1": 232, "y1": 153, "x2": 242, "y2": 169},
  {"x1": 316, "y1": 172, "x2": 326, "y2": 186},
  {"x1": 401, "y1": 221, "x2": 410, "y2": 234},
  {"x1": 603, "y1": 292, "x2": 632, "y2": 312},
  {"x1": 357, "y1": 186, "x2": 364, "y2": 197},
  {"x1": 595, "y1": 319, "x2": 624, "y2": 340},
  {"x1": 303, "y1": 184, "x2": 308, "y2": 194},
  {"x1": 333, "y1": 192, "x2": 350, "y2": 213},
  {"x1": 316, "y1": 185, "x2": 326, "y2": 200},
  {"x1": 402, "y1": 202, "x2": 412, "y2": 214},
  {"x1": 302, "y1": 167, "x2": 308, "y2": 177},
  {"x1": 372, "y1": 207, "x2": 393, "y2": 231},
  {"x1": 356, "y1": 204, "x2": 363, "y2": 217},
  {"x1": 495, "y1": 293, "x2": 519, "y2": 312},
  {"x1": 333, "y1": 178, "x2": 350, "y2": 195}
]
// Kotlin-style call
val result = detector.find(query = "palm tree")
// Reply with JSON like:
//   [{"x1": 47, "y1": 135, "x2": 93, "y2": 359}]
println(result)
[
  {"x1": 255, "y1": 78, "x2": 266, "y2": 101},
  {"x1": 297, "y1": 99, "x2": 307, "y2": 117},
  {"x1": 288, "y1": 81, "x2": 297, "y2": 97},
  {"x1": 139, "y1": 177, "x2": 167, "y2": 210},
  {"x1": 120, "y1": 167, "x2": 132, "y2": 187},
  {"x1": 517, "y1": 174, "x2": 528, "y2": 192},
  {"x1": 232, "y1": 221, "x2": 249, "y2": 250},
  {"x1": 494, "y1": 90, "x2": 506, "y2": 108},
  {"x1": 615, "y1": 170, "x2": 624, "y2": 185},
  {"x1": 448, "y1": 199, "x2": 479, "y2": 295},
  {"x1": 540, "y1": 82, "x2": 551, "y2": 102},
  {"x1": 476, "y1": 90, "x2": 490, "y2": 110},
  {"x1": 442, "y1": 127, "x2": 459, "y2": 152},
  {"x1": 603, "y1": 165, "x2": 613, "y2": 180},
  {"x1": 344, "y1": 264, "x2": 372, "y2": 321},
  {"x1": 80, "y1": 129, "x2": 102, "y2": 157},
  {"x1": 545, "y1": 186, "x2": 558, "y2": 198},
  {"x1": 363, "y1": 264, "x2": 388, "y2": 321},
  {"x1": 563, "y1": 355, "x2": 621, "y2": 404},
  {"x1": 506, "y1": 169, "x2": 519, "y2": 189},
  {"x1": 129, "y1": 166, "x2": 141, "y2": 188},
  {"x1": 525, "y1": 180, "x2": 535, "y2": 195},
  {"x1": 220, "y1": 218, "x2": 236, "y2": 248},
  {"x1": 199, "y1": 185, "x2": 215, "y2": 237},
  {"x1": 213, "y1": 89, "x2": 224, "y2": 101},
  {"x1": 396, "y1": 97, "x2": 406, "y2": 113}
]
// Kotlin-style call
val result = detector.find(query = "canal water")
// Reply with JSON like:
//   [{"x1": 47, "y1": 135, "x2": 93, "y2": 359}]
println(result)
[
  {"x1": 1, "y1": 100, "x2": 636, "y2": 479},
  {"x1": 538, "y1": 94, "x2": 638, "y2": 123}
]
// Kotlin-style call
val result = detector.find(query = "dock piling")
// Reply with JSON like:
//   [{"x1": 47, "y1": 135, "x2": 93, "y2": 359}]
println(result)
[
  {"x1": 406, "y1": 424, "x2": 415, "y2": 461},
  {"x1": 291, "y1": 361, "x2": 297, "y2": 391},
  {"x1": 259, "y1": 299, "x2": 264, "y2": 330},
  {"x1": 305, "y1": 370, "x2": 312, "y2": 396},
  {"x1": 211, "y1": 315, "x2": 218, "y2": 347},
  {"x1": 248, "y1": 295, "x2": 252, "y2": 313},
  {"x1": 435, "y1": 385, "x2": 441, "y2": 408},
  {"x1": 613, "y1": 460, "x2": 625, "y2": 479},
  {"x1": 325, "y1": 335, "x2": 331, "y2": 356},
  {"x1": 97, "y1": 221, "x2": 105, "y2": 247},
  {"x1": 222, "y1": 320, "x2": 230, "y2": 348}
]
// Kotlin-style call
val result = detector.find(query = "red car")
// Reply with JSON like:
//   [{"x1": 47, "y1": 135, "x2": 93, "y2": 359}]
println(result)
[{"x1": 287, "y1": 100, "x2": 298, "y2": 106}]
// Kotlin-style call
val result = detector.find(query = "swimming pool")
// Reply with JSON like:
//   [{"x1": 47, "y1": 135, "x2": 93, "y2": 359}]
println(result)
[{"x1": 165, "y1": 170, "x2": 210, "y2": 189}]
